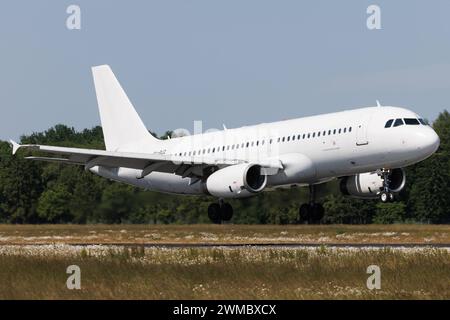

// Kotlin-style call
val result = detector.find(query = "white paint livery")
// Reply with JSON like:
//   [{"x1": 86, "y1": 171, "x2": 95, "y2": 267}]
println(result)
[{"x1": 11, "y1": 65, "x2": 440, "y2": 222}]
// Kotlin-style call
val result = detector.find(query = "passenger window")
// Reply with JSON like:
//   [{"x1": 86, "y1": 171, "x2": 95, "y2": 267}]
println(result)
[
  {"x1": 282, "y1": 137, "x2": 285, "y2": 142},
  {"x1": 333, "y1": 129, "x2": 336, "y2": 134},
  {"x1": 318, "y1": 132, "x2": 321, "y2": 137},
  {"x1": 343, "y1": 128, "x2": 347, "y2": 133},
  {"x1": 404, "y1": 118, "x2": 420, "y2": 125},
  {"x1": 349, "y1": 127, "x2": 352, "y2": 132},
  {"x1": 287, "y1": 136, "x2": 290, "y2": 142},
  {"x1": 297, "y1": 135, "x2": 301, "y2": 139},
  {"x1": 393, "y1": 118, "x2": 404, "y2": 127},
  {"x1": 303, "y1": 134, "x2": 306, "y2": 139},
  {"x1": 384, "y1": 119, "x2": 394, "y2": 128},
  {"x1": 307, "y1": 133, "x2": 310, "y2": 138},
  {"x1": 338, "y1": 129, "x2": 341, "y2": 134},
  {"x1": 312, "y1": 132, "x2": 316, "y2": 138},
  {"x1": 270, "y1": 139, "x2": 273, "y2": 144}
]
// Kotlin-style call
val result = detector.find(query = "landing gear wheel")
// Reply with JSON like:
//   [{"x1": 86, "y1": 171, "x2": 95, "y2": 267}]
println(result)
[
  {"x1": 389, "y1": 192, "x2": 395, "y2": 202},
  {"x1": 298, "y1": 185, "x2": 325, "y2": 224},
  {"x1": 311, "y1": 203, "x2": 324, "y2": 223},
  {"x1": 298, "y1": 203, "x2": 324, "y2": 224},
  {"x1": 208, "y1": 203, "x2": 222, "y2": 224},
  {"x1": 220, "y1": 202, "x2": 233, "y2": 221},
  {"x1": 380, "y1": 191, "x2": 394, "y2": 203},
  {"x1": 299, "y1": 204, "x2": 310, "y2": 223}
]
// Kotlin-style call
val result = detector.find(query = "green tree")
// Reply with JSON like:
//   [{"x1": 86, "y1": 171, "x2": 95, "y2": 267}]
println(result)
[
  {"x1": 373, "y1": 202, "x2": 406, "y2": 224},
  {"x1": 0, "y1": 142, "x2": 43, "y2": 223},
  {"x1": 0, "y1": 110, "x2": 449, "y2": 225},
  {"x1": 95, "y1": 183, "x2": 137, "y2": 223},
  {"x1": 405, "y1": 110, "x2": 450, "y2": 223},
  {"x1": 323, "y1": 194, "x2": 376, "y2": 224},
  {"x1": 37, "y1": 184, "x2": 73, "y2": 223}
]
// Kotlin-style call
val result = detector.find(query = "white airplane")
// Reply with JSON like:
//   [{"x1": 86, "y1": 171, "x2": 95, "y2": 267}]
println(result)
[{"x1": 10, "y1": 65, "x2": 440, "y2": 223}]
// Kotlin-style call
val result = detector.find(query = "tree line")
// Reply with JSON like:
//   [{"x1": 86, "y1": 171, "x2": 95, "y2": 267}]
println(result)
[{"x1": 0, "y1": 111, "x2": 449, "y2": 224}]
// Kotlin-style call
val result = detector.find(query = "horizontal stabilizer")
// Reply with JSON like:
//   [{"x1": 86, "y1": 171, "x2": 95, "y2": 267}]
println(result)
[
  {"x1": 9, "y1": 140, "x2": 20, "y2": 155},
  {"x1": 25, "y1": 156, "x2": 83, "y2": 165}
]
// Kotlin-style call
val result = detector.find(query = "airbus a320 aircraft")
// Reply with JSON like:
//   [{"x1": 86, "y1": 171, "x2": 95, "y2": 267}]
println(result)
[{"x1": 10, "y1": 65, "x2": 440, "y2": 223}]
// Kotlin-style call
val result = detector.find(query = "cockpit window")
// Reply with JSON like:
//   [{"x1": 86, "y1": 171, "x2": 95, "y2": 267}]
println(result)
[
  {"x1": 393, "y1": 118, "x2": 404, "y2": 127},
  {"x1": 404, "y1": 118, "x2": 420, "y2": 125},
  {"x1": 418, "y1": 118, "x2": 429, "y2": 125},
  {"x1": 384, "y1": 119, "x2": 394, "y2": 128}
]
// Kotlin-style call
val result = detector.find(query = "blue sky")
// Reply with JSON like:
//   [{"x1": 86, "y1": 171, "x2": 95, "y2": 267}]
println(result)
[{"x1": 1, "y1": 0, "x2": 449, "y2": 140}]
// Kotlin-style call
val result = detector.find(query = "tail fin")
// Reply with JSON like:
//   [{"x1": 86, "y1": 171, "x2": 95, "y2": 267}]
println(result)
[{"x1": 92, "y1": 65, "x2": 159, "y2": 152}]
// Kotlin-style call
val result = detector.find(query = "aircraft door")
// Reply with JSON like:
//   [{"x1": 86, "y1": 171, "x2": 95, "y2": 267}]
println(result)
[{"x1": 355, "y1": 113, "x2": 373, "y2": 146}]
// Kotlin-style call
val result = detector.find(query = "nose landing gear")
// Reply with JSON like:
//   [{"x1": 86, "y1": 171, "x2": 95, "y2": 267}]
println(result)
[
  {"x1": 379, "y1": 169, "x2": 395, "y2": 203},
  {"x1": 208, "y1": 200, "x2": 234, "y2": 224}
]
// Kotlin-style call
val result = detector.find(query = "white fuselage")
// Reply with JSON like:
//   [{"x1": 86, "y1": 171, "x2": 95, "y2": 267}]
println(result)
[{"x1": 92, "y1": 106, "x2": 439, "y2": 197}]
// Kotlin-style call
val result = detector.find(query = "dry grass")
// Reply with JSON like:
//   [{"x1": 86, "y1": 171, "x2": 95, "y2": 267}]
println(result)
[
  {"x1": 0, "y1": 224, "x2": 449, "y2": 245},
  {"x1": 0, "y1": 225, "x2": 448, "y2": 299},
  {"x1": 0, "y1": 245, "x2": 448, "y2": 299}
]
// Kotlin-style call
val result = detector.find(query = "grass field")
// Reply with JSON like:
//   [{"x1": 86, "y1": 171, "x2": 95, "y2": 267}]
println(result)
[
  {"x1": 0, "y1": 224, "x2": 449, "y2": 299},
  {"x1": 0, "y1": 245, "x2": 449, "y2": 299}
]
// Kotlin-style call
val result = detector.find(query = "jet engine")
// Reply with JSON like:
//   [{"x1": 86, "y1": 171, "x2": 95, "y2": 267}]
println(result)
[
  {"x1": 340, "y1": 168, "x2": 406, "y2": 199},
  {"x1": 206, "y1": 163, "x2": 267, "y2": 198}
]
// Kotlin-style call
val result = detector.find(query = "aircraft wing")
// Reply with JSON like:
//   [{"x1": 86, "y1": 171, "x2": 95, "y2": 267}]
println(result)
[{"x1": 10, "y1": 140, "x2": 282, "y2": 178}]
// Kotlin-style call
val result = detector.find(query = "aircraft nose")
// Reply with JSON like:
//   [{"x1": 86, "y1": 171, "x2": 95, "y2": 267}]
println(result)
[{"x1": 416, "y1": 128, "x2": 440, "y2": 155}]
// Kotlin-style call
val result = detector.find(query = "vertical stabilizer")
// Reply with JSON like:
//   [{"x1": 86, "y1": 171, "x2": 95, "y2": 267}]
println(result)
[{"x1": 92, "y1": 65, "x2": 159, "y2": 152}]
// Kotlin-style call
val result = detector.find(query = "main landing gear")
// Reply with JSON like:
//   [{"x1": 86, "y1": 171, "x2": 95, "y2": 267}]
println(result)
[
  {"x1": 379, "y1": 169, "x2": 395, "y2": 203},
  {"x1": 208, "y1": 200, "x2": 233, "y2": 224},
  {"x1": 298, "y1": 185, "x2": 324, "y2": 224}
]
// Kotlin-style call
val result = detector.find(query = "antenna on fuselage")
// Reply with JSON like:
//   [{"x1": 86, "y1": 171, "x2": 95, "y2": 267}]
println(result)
[{"x1": 376, "y1": 100, "x2": 382, "y2": 107}]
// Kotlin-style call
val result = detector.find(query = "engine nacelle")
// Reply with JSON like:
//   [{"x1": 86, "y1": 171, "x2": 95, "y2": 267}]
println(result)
[
  {"x1": 206, "y1": 163, "x2": 267, "y2": 198},
  {"x1": 340, "y1": 168, "x2": 406, "y2": 199}
]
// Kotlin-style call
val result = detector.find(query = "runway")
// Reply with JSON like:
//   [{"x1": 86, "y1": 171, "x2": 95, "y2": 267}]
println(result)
[{"x1": 4, "y1": 242, "x2": 450, "y2": 249}]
